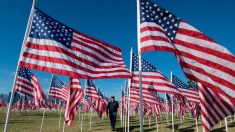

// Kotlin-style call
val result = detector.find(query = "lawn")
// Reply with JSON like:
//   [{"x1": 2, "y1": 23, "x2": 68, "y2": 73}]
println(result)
[{"x1": 0, "y1": 109, "x2": 234, "y2": 132}]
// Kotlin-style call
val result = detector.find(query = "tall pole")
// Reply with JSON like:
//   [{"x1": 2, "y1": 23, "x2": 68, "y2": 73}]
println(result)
[
  {"x1": 136, "y1": 0, "x2": 143, "y2": 131},
  {"x1": 40, "y1": 74, "x2": 54, "y2": 132},
  {"x1": 170, "y1": 71, "x2": 174, "y2": 132},
  {"x1": 225, "y1": 117, "x2": 229, "y2": 132},
  {"x1": 127, "y1": 47, "x2": 133, "y2": 132},
  {"x1": 120, "y1": 85, "x2": 123, "y2": 127},
  {"x1": 4, "y1": 1, "x2": 36, "y2": 131}
]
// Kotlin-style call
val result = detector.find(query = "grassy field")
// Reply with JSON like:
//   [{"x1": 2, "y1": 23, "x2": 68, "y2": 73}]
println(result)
[{"x1": 0, "y1": 109, "x2": 235, "y2": 132}]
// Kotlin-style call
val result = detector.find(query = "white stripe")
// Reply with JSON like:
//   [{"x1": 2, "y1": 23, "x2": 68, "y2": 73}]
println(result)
[{"x1": 174, "y1": 38, "x2": 235, "y2": 72}]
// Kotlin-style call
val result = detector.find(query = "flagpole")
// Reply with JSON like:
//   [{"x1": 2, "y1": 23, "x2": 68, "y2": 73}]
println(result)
[
  {"x1": 127, "y1": 47, "x2": 133, "y2": 132},
  {"x1": 40, "y1": 74, "x2": 54, "y2": 132},
  {"x1": 136, "y1": 0, "x2": 143, "y2": 131},
  {"x1": 120, "y1": 85, "x2": 123, "y2": 128},
  {"x1": 4, "y1": 1, "x2": 36, "y2": 131},
  {"x1": 170, "y1": 71, "x2": 174, "y2": 132},
  {"x1": 58, "y1": 104, "x2": 62, "y2": 129},
  {"x1": 155, "y1": 105, "x2": 159, "y2": 132},
  {"x1": 195, "y1": 117, "x2": 199, "y2": 132},
  {"x1": 225, "y1": 117, "x2": 229, "y2": 132}
]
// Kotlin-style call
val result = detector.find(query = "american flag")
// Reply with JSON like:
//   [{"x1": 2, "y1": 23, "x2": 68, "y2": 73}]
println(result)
[
  {"x1": 198, "y1": 83, "x2": 235, "y2": 131},
  {"x1": 139, "y1": 0, "x2": 235, "y2": 130},
  {"x1": 172, "y1": 75, "x2": 200, "y2": 103},
  {"x1": 165, "y1": 93, "x2": 171, "y2": 112},
  {"x1": 49, "y1": 76, "x2": 68, "y2": 101},
  {"x1": 130, "y1": 53, "x2": 185, "y2": 103},
  {"x1": 85, "y1": 80, "x2": 99, "y2": 99},
  {"x1": 85, "y1": 80, "x2": 105, "y2": 118},
  {"x1": 15, "y1": 67, "x2": 49, "y2": 108},
  {"x1": 20, "y1": 7, "x2": 130, "y2": 79},
  {"x1": 64, "y1": 78, "x2": 83, "y2": 126}
]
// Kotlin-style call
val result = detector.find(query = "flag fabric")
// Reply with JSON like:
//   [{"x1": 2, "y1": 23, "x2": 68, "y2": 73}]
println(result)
[
  {"x1": 20, "y1": 7, "x2": 130, "y2": 79},
  {"x1": 139, "y1": 0, "x2": 235, "y2": 115},
  {"x1": 130, "y1": 53, "x2": 185, "y2": 103},
  {"x1": 15, "y1": 67, "x2": 49, "y2": 108},
  {"x1": 165, "y1": 93, "x2": 171, "y2": 112},
  {"x1": 49, "y1": 76, "x2": 68, "y2": 101},
  {"x1": 172, "y1": 75, "x2": 200, "y2": 103},
  {"x1": 198, "y1": 83, "x2": 235, "y2": 131},
  {"x1": 85, "y1": 80, "x2": 99, "y2": 99},
  {"x1": 85, "y1": 80, "x2": 105, "y2": 117},
  {"x1": 139, "y1": 0, "x2": 235, "y2": 130},
  {"x1": 64, "y1": 78, "x2": 83, "y2": 126}
]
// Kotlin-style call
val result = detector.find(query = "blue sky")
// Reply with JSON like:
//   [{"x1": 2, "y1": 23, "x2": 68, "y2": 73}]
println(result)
[{"x1": 0, "y1": 0, "x2": 235, "y2": 99}]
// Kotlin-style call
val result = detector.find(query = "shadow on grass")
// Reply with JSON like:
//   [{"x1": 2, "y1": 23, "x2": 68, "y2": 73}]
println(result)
[{"x1": 0, "y1": 120, "x2": 34, "y2": 126}]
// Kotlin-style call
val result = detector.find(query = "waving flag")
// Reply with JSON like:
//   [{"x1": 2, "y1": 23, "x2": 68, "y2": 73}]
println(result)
[
  {"x1": 172, "y1": 75, "x2": 200, "y2": 103},
  {"x1": 49, "y1": 76, "x2": 68, "y2": 101},
  {"x1": 15, "y1": 67, "x2": 49, "y2": 108},
  {"x1": 20, "y1": 7, "x2": 129, "y2": 79},
  {"x1": 64, "y1": 78, "x2": 83, "y2": 126},
  {"x1": 130, "y1": 53, "x2": 185, "y2": 103},
  {"x1": 85, "y1": 80, "x2": 104, "y2": 117},
  {"x1": 138, "y1": 0, "x2": 235, "y2": 130}
]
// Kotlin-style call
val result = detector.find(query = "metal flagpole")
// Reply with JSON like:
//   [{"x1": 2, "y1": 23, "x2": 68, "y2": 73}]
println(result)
[
  {"x1": 40, "y1": 74, "x2": 54, "y2": 132},
  {"x1": 124, "y1": 84, "x2": 127, "y2": 132},
  {"x1": 195, "y1": 117, "x2": 199, "y2": 132},
  {"x1": 155, "y1": 106, "x2": 159, "y2": 132},
  {"x1": 120, "y1": 86, "x2": 123, "y2": 128},
  {"x1": 136, "y1": 0, "x2": 143, "y2": 131},
  {"x1": 62, "y1": 121, "x2": 65, "y2": 132},
  {"x1": 127, "y1": 47, "x2": 133, "y2": 132},
  {"x1": 225, "y1": 117, "x2": 229, "y2": 132},
  {"x1": 58, "y1": 106, "x2": 62, "y2": 129},
  {"x1": 4, "y1": 0, "x2": 36, "y2": 131},
  {"x1": 170, "y1": 71, "x2": 174, "y2": 132},
  {"x1": 80, "y1": 114, "x2": 84, "y2": 132}
]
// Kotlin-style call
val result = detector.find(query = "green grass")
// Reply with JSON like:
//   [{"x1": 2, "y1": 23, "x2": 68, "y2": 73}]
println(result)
[{"x1": 0, "y1": 109, "x2": 235, "y2": 132}]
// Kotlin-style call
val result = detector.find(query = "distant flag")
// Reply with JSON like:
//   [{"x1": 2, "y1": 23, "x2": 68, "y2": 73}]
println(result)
[
  {"x1": 85, "y1": 80, "x2": 105, "y2": 118},
  {"x1": 15, "y1": 67, "x2": 49, "y2": 108},
  {"x1": 20, "y1": 7, "x2": 130, "y2": 79},
  {"x1": 172, "y1": 75, "x2": 200, "y2": 103},
  {"x1": 165, "y1": 94, "x2": 171, "y2": 113},
  {"x1": 85, "y1": 80, "x2": 99, "y2": 99},
  {"x1": 130, "y1": 53, "x2": 185, "y2": 104},
  {"x1": 49, "y1": 76, "x2": 68, "y2": 101},
  {"x1": 138, "y1": 1, "x2": 235, "y2": 130},
  {"x1": 64, "y1": 78, "x2": 83, "y2": 126}
]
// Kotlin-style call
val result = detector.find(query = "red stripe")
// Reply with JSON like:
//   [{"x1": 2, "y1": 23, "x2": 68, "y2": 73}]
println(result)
[
  {"x1": 141, "y1": 35, "x2": 171, "y2": 43},
  {"x1": 140, "y1": 26, "x2": 165, "y2": 34},
  {"x1": 73, "y1": 30, "x2": 121, "y2": 52},
  {"x1": 177, "y1": 28, "x2": 216, "y2": 43},
  {"x1": 140, "y1": 45, "x2": 175, "y2": 53}
]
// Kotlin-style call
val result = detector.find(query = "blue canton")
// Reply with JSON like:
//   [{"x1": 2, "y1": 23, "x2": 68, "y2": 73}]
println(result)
[
  {"x1": 172, "y1": 75, "x2": 190, "y2": 90},
  {"x1": 132, "y1": 53, "x2": 164, "y2": 74},
  {"x1": 29, "y1": 7, "x2": 73, "y2": 48},
  {"x1": 51, "y1": 76, "x2": 65, "y2": 89},
  {"x1": 86, "y1": 80, "x2": 96, "y2": 88},
  {"x1": 140, "y1": 0, "x2": 181, "y2": 42},
  {"x1": 18, "y1": 67, "x2": 34, "y2": 81}
]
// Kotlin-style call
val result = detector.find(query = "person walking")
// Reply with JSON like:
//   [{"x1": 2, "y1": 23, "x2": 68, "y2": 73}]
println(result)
[{"x1": 107, "y1": 96, "x2": 119, "y2": 131}]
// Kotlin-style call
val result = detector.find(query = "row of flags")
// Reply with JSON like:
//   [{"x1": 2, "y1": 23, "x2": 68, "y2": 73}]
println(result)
[
  {"x1": 138, "y1": 0, "x2": 235, "y2": 131},
  {"x1": 6, "y1": 0, "x2": 235, "y2": 131}
]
